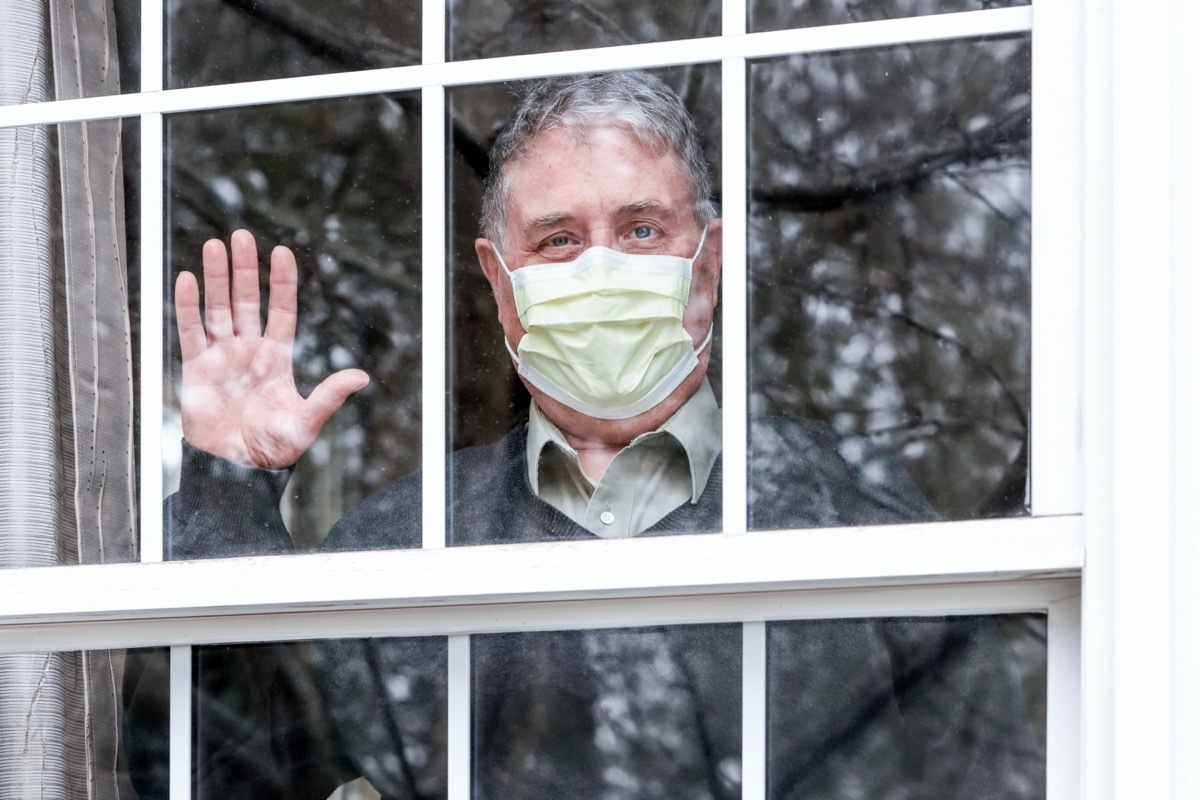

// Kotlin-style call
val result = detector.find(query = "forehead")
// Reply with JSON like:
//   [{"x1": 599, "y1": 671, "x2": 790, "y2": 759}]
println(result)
[{"x1": 502, "y1": 125, "x2": 692, "y2": 229}]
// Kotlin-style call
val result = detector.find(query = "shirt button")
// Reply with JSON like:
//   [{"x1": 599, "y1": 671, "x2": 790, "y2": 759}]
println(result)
[{"x1": 600, "y1": 511, "x2": 616, "y2": 525}]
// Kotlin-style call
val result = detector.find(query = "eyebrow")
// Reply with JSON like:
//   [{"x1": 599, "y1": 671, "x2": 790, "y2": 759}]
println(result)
[
  {"x1": 618, "y1": 200, "x2": 668, "y2": 216},
  {"x1": 524, "y1": 213, "x2": 575, "y2": 236}
]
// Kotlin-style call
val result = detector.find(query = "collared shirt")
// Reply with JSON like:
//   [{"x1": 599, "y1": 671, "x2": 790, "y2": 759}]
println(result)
[{"x1": 526, "y1": 380, "x2": 722, "y2": 538}]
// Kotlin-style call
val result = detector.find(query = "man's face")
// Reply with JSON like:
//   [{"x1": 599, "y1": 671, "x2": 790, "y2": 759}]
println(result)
[{"x1": 476, "y1": 124, "x2": 722, "y2": 445}]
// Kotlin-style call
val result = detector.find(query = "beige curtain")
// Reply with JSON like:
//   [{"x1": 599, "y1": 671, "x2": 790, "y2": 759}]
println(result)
[{"x1": 0, "y1": 0, "x2": 136, "y2": 796}]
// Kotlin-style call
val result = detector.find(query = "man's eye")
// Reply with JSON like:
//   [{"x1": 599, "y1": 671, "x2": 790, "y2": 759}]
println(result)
[
  {"x1": 632, "y1": 225, "x2": 654, "y2": 239},
  {"x1": 547, "y1": 235, "x2": 571, "y2": 247}
]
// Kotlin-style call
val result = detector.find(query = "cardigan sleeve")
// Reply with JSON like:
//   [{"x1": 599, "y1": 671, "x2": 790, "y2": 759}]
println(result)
[{"x1": 164, "y1": 440, "x2": 296, "y2": 560}]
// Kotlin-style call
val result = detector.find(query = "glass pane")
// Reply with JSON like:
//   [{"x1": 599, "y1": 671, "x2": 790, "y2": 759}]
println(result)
[
  {"x1": 165, "y1": 0, "x2": 420, "y2": 89},
  {"x1": 179, "y1": 638, "x2": 447, "y2": 798},
  {"x1": 445, "y1": 67, "x2": 723, "y2": 545},
  {"x1": 747, "y1": 37, "x2": 1031, "y2": 527},
  {"x1": 0, "y1": 119, "x2": 140, "y2": 570},
  {"x1": 767, "y1": 615, "x2": 1046, "y2": 798},
  {"x1": 749, "y1": 0, "x2": 1029, "y2": 32},
  {"x1": 473, "y1": 625, "x2": 740, "y2": 797},
  {"x1": 0, "y1": 648, "x2": 167, "y2": 794},
  {"x1": 448, "y1": 0, "x2": 720, "y2": 60},
  {"x1": 163, "y1": 96, "x2": 421, "y2": 558}
]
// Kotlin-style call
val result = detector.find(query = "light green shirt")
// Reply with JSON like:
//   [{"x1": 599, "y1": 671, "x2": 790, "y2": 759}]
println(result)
[{"x1": 526, "y1": 380, "x2": 722, "y2": 538}]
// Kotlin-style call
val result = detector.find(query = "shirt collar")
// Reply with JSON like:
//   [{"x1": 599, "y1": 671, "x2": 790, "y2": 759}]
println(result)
[{"x1": 526, "y1": 378, "x2": 722, "y2": 503}]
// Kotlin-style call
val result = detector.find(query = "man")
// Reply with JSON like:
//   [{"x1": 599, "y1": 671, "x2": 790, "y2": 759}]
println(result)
[{"x1": 151, "y1": 72, "x2": 1043, "y2": 799}]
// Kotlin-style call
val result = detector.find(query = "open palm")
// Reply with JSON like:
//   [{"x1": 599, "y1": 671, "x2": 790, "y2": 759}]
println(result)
[{"x1": 176, "y1": 230, "x2": 369, "y2": 469}]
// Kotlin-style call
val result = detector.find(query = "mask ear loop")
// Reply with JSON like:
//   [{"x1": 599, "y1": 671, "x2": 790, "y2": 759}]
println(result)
[{"x1": 492, "y1": 243, "x2": 516, "y2": 278}]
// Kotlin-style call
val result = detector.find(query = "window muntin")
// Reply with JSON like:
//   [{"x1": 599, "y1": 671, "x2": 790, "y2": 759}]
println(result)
[{"x1": 164, "y1": 0, "x2": 421, "y2": 89}]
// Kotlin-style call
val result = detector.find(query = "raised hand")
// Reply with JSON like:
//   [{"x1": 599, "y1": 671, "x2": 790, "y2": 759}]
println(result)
[{"x1": 175, "y1": 229, "x2": 369, "y2": 469}]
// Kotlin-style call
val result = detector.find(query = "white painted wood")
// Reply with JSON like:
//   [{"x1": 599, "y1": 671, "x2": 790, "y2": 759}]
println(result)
[
  {"x1": 1047, "y1": 593, "x2": 1081, "y2": 800},
  {"x1": 140, "y1": 111, "x2": 165, "y2": 562},
  {"x1": 721, "y1": 56, "x2": 748, "y2": 536},
  {"x1": 0, "y1": 8, "x2": 1032, "y2": 129},
  {"x1": 1079, "y1": 3, "x2": 1115, "y2": 800},
  {"x1": 1170, "y1": 3, "x2": 1200, "y2": 795},
  {"x1": 169, "y1": 645, "x2": 192, "y2": 800},
  {"x1": 1110, "y1": 0, "x2": 1173, "y2": 797},
  {"x1": 447, "y1": 634, "x2": 470, "y2": 800},
  {"x1": 421, "y1": 84, "x2": 447, "y2": 549},
  {"x1": 0, "y1": 579, "x2": 1077, "y2": 654},
  {"x1": 722, "y1": 0, "x2": 746, "y2": 38},
  {"x1": 140, "y1": 0, "x2": 163, "y2": 93},
  {"x1": 0, "y1": 516, "x2": 1081, "y2": 629},
  {"x1": 1030, "y1": 0, "x2": 1084, "y2": 516},
  {"x1": 423, "y1": 0, "x2": 446, "y2": 66},
  {"x1": 741, "y1": 621, "x2": 765, "y2": 800}
]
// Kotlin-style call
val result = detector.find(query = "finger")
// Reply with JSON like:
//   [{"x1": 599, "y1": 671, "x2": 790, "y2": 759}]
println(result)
[
  {"x1": 230, "y1": 229, "x2": 262, "y2": 339},
  {"x1": 303, "y1": 369, "x2": 370, "y2": 429},
  {"x1": 202, "y1": 237, "x2": 234, "y2": 341},
  {"x1": 175, "y1": 271, "x2": 208, "y2": 362},
  {"x1": 264, "y1": 245, "x2": 299, "y2": 346}
]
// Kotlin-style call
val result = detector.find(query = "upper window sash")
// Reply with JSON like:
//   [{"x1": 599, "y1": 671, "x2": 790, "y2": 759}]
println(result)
[{"x1": 0, "y1": 7, "x2": 1032, "y2": 126}]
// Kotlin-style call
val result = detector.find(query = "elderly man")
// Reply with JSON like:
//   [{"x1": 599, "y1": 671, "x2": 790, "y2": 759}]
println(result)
[{"x1": 153, "y1": 72, "x2": 1042, "y2": 800}]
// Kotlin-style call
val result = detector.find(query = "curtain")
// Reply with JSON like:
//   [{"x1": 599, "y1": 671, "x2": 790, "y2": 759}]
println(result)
[{"x1": 0, "y1": 0, "x2": 137, "y2": 797}]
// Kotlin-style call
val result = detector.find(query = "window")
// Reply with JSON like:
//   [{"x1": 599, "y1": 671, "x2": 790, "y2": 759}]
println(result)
[{"x1": 3, "y1": 0, "x2": 1197, "y2": 798}]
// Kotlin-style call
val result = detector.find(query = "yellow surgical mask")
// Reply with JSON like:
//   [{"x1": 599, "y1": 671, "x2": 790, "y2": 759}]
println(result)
[{"x1": 497, "y1": 230, "x2": 711, "y2": 420}]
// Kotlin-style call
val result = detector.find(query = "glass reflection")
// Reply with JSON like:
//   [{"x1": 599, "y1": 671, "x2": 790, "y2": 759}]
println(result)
[
  {"x1": 749, "y1": 0, "x2": 1029, "y2": 32},
  {"x1": 185, "y1": 639, "x2": 447, "y2": 800},
  {"x1": 0, "y1": 648, "x2": 166, "y2": 796},
  {"x1": 448, "y1": 0, "x2": 720, "y2": 60},
  {"x1": 445, "y1": 67, "x2": 722, "y2": 545},
  {"x1": 767, "y1": 615, "x2": 1046, "y2": 799},
  {"x1": 748, "y1": 37, "x2": 1031, "y2": 525},
  {"x1": 473, "y1": 625, "x2": 741, "y2": 798},
  {"x1": 165, "y1": 0, "x2": 420, "y2": 89},
  {"x1": 163, "y1": 96, "x2": 422, "y2": 554}
]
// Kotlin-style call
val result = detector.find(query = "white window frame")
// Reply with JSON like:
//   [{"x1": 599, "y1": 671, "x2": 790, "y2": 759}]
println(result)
[{"x1": 6, "y1": 0, "x2": 1197, "y2": 797}]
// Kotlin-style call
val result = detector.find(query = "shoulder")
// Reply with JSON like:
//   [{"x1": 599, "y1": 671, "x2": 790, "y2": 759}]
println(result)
[{"x1": 749, "y1": 416, "x2": 938, "y2": 528}]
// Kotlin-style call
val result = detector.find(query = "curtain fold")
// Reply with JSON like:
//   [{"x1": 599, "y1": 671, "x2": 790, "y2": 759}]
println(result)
[{"x1": 1, "y1": 0, "x2": 137, "y2": 797}]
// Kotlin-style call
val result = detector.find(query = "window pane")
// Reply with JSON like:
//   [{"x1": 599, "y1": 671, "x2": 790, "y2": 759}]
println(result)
[
  {"x1": 0, "y1": 648, "x2": 166, "y2": 795},
  {"x1": 447, "y1": 0, "x2": 720, "y2": 61},
  {"x1": 163, "y1": 96, "x2": 422, "y2": 558},
  {"x1": 767, "y1": 615, "x2": 1046, "y2": 798},
  {"x1": 747, "y1": 37, "x2": 1031, "y2": 527},
  {"x1": 445, "y1": 67, "x2": 723, "y2": 545},
  {"x1": 0, "y1": 119, "x2": 140, "y2": 570},
  {"x1": 473, "y1": 625, "x2": 741, "y2": 797},
  {"x1": 185, "y1": 638, "x2": 447, "y2": 800},
  {"x1": 165, "y1": 0, "x2": 420, "y2": 89},
  {"x1": 749, "y1": 0, "x2": 1029, "y2": 32}
]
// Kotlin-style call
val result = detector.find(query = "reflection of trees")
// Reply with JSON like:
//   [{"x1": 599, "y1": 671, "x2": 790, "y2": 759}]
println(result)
[
  {"x1": 750, "y1": 0, "x2": 1028, "y2": 32},
  {"x1": 749, "y1": 38, "x2": 1032, "y2": 519},
  {"x1": 472, "y1": 626, "x2": 740, "y2": 799},
  {"x1": 166, "y1": 95, "x2": 423, "y2": 546},
  {"x1": 768, "y1": 617, "x2": 1046, "y2": 800}
]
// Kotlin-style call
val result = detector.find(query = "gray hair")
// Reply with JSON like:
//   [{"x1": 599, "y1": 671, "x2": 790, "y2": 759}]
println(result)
[{"x1": 481, "y1": 71, "x2": 716, "y2": 252}]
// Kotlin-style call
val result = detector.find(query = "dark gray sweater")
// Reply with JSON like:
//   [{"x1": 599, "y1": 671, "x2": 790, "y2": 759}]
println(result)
[{"x1": 140, "y1": 417, "x2": 1043, "y2": 800}]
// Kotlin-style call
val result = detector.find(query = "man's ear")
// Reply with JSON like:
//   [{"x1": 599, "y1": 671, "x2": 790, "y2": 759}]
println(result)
[{"x1": 476, "y1": 238, "x2": 505, "y2": 293}]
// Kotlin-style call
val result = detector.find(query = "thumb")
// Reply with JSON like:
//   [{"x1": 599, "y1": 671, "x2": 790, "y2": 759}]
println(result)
[{"x1": 304, "y1": 369, "x2": 370, "y2": 427}]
